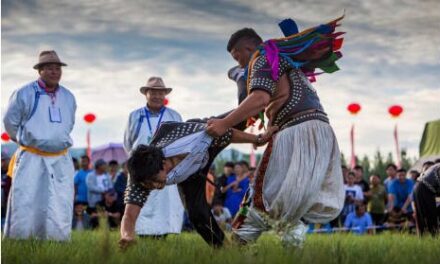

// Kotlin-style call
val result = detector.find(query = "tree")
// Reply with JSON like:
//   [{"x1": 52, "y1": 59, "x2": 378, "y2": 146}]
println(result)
[
  {"x1": 340, "y1": 152, "x2": 347, "y2": 167},
  {"x1": 400, "y1": 149, "x2": 413, "y2": 170},
  {"x1": 371, "y1": 149, "x2": 386, "y2": 180},
  {"x1": 360, "y1": 155, "x2": 370, "y2": 180}
]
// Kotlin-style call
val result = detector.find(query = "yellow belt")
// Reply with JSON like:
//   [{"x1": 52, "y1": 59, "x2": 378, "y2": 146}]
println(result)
[{"x1": 7, "y1": 146, "x2": 68, "y2": 178}]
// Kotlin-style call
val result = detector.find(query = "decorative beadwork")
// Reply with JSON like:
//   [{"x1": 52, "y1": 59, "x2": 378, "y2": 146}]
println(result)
[
  {"x1": 124, "y1": 181, "x2": 151, "y2": 206},
  {"x1": 212, "y1": 128, "x2": 233, "y2": 148}
]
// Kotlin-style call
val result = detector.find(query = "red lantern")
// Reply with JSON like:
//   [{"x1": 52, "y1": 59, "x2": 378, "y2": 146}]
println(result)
[
  {"x1": 1, "y1": 132, "x2": 10, "y2": 142},
  {"x1": 388, "y1": 105, "x2": 403, "y2": 118},
  {"x1": 347, "y1": 103, "x2": 361, "y2": 115},
  {"x1": 163, "y1": 98, "x2": 169, "y2": 106},
  {"x1": 84, "y1": 113, "x2": 96, "y2": 124}
]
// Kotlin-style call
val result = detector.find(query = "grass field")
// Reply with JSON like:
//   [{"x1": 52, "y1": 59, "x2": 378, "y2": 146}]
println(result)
[{"x1": 2, "y1": 230, "x2": 440, "y2": 264}]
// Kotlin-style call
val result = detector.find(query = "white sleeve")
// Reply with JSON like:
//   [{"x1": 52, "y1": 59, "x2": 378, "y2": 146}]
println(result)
[
  {"x1": 123, "y1": 112, "x2": 135, "y2": 153},
  {"x1": 69, "y1": 93, "x2": 77, "y2": 133},
  {"x1": 3, "y1": 90, "x2": 26, "y2": 141},
  {"x1": 356, "y1": 186, "x2": 364, "y2": 201}
]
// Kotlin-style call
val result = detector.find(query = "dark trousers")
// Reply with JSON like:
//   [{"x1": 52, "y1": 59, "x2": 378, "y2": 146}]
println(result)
[
  {"x1": 178, "y1": 170, "x2": 224, "y2": 247},
  {"x1": 413, "y1": 182, "x2": 439, "y2": 236},
  {"x1": 370, "y1": 213, "x2": 385, "y2": 226}
]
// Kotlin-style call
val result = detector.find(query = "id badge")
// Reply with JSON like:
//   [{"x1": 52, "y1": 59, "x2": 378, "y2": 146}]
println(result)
[{"x1": 49, "y1": 106, "x2": 62, "y2": 123}]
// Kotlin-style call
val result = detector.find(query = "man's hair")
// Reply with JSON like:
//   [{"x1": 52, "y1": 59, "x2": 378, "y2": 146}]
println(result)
[
  {"x1": 353, "y1": 165, "x2": 363, "y2": 172},
  {"x1": 127, "y1": 145, "x2": 165, "y2": 184},
  {"x1": 397, "y1": 168, "x2": 407, "y2": 174},
  {"x1": 224, "y1": 162, "x2": 235, "y2": 168},
  {"x1": 80, "y1": 155, "x2": 90, "y2": 162},
  {"x1": 347, "y1": 171, "x2": 355, "y2": 177},
  {"x1": 238, "y1": 160, "x2": 249, "y2": 169},
  {"x1": 386, "y1": 163, "x2": 397, "y2": 170},
  {"x1": 109, "y1": 160, "x2": 118, "y2": 166},
  {"x1": 227, "y1": 28, "x2": 263, "y2": 52},
  {"x1": 423, "y1": 161, "x2": 435, "y2": 167}
]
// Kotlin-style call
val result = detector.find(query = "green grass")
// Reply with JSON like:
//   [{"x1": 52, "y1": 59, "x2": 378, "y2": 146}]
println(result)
[{"x1": 2, "y1": 230, "x2": 440, "y2": 264}]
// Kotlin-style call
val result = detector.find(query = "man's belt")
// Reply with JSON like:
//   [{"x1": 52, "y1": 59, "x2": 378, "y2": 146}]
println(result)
[
  {"x1": 7, "y1": 146, "x2": 68, "y2": 178},
  {"x1": 277, "y1": 109, "x2": 329, "y2": 131}
]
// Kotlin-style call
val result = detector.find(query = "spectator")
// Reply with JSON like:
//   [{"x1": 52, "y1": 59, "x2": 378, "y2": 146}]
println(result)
[
  {"x1": 72, "y1": 157, "x2": 80, "y2": 174},
  {"x1": 211, "y1": 202, "x2": 232, "y2": 231},
  {"x1": 86, "y1": 159, "x2": 113, "y2": 212},
  {"x1": 388, "y1": 168, "x2": 414, "y2": 216},
  {"x1": 74, "y1": 155, "x2": 92, "y2": 204},
  {"x1": 223, "y1": 162, "x2": 250, "y2": 217},
  {"x1": 384, "y1": 206, "x2": 408, "y2": 230},
  {"x1": 206, "y1": 165, "x2": 216, "y2": 206},
  {"x1": 108, "y1": 160, "x2": 119, "y2": 183},
  {"x1": 1, "y1": 152, "x2": 12, "y2": 229},
  {"x1": 384, "y1": 163, "x2": 397, "y2": 192},
  {"x1": 409, "y1": 170, "x2": 420, "y2": 181},
  {"x1": 341, "y1": 172, "x2": 364, "y2": 223},
  {"x1": 72, "y1": 202, "x2": 91, "y2": 231},
  {"x1": 353, "y1": 165, "x2": 370, "y2": 198},
  {"x1": 114, "y1": 162, "x2": 128, "y2": 209},
  {"x1": 421, "y1": 161, "x2": 435, "y2": 174},
  {"x1": 367, "y1": 175, "x2": 387, "y2": 226},
  {"x1": 212, "y1": 162, "x2": 235, "y2": 206},
  {"x1": 341, "y1": 165, "x2": 349, "y2": 184},
  {"x1": 344, "y1": 203, "x2": 373, "y2": 234},
  {"x1": 98, "y1": 189, "x2": 123, "y2": 229}
]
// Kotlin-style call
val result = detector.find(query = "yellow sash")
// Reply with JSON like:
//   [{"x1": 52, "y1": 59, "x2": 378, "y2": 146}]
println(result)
[{"x1": 7, "y1": 146, "x2": 68, "y2": 178}]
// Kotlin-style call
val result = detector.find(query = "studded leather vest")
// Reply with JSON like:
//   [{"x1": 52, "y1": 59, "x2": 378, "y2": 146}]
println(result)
[{"x1": 249, "y1": 55, "x2": 329, "y2": 130}]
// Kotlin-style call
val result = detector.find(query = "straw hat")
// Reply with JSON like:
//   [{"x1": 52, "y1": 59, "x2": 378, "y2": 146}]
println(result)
[
  {"x1": 140, "y1": 77, "x2": 172, "y2": 95},
  {"x1": 33, "y1": 50, "x2": 67, "y2": 69}
]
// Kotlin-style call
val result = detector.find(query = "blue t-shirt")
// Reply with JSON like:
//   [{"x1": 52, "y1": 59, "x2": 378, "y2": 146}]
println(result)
[
  {"x1": 389, "y1": 179, "x2": 414, "y2": 211},
  {"x1": 74, "y1": 169, "x2": 92, "y2": 203},
  {"x1": 344, "y1": 212, "x2": 373, "y2": 234},
  {"x1": 224, "y1": 175, "x2": 249, "y2": 217}
]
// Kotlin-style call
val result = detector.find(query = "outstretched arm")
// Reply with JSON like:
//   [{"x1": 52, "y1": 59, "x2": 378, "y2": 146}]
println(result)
[
  {"x1": 206, "y1": 90, "x2": 271, "y2": 137},
  {"x1": 119, "y1": 204, "x2": 141, "y2": 249},
  {"x1": 230, "y1": 126, "x2": 277, "y2": 145}
]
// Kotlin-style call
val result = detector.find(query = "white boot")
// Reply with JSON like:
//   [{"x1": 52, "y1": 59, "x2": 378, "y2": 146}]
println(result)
[{"x1": 281, "y1": 221, "x2": 307, "y2": 248}]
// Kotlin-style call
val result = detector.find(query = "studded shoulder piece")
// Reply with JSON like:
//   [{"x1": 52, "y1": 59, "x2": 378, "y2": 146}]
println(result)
[{"x1": 150, "y1": 121, "x2": 206, "y2": 148}]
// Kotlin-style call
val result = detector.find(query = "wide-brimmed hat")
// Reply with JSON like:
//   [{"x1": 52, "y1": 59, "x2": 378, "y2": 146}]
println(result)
[
  {"x1": 33, "y1": 50, "x2": 67, "y2": 69},
  {"x1": 140, "y1": 77, "x2": 172, "y2": 95}
]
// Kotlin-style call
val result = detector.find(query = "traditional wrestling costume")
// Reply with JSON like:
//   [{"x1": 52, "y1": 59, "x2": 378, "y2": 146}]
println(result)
[
  {"x1": 232, "y1": 16, "x2": 346, "y2": 247},
  {"x1": 125, "y1": 121, "x2": 233, "y2": 246},
  {"x1": 3, "y1": 79, "x2": 76, "y2": 241}
]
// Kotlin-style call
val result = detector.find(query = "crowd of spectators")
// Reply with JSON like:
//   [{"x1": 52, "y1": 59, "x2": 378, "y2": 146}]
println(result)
[{"x1": 317, "y1": 160, "x2": 440, "y2": 235}]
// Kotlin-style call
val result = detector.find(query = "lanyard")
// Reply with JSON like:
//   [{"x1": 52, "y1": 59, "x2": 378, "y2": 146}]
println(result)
[
  {"x1": 38, "y1": 79, "x2": 58, "y2": 106},
  {"x1": 144, "y1": 107, "x2": 166, "y2": 136}
]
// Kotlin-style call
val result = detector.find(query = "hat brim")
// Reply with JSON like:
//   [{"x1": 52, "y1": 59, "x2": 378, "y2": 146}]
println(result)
[
  {"x1": 140, "y1": 87, "x2": 173, "y2": 95},
  {"x1": 33, "y1": 62, "x2": 67, "y2": 70}
]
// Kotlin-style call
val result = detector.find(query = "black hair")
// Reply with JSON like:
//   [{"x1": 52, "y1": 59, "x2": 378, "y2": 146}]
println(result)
[
  {"x1": 227, "y1": 28, "x2": 263, "y2": 52},
  {"x1": 238, "y1": 160, "x2": 249, "y2": 169},
  {"x1": 423, "y1": 161, "x2": 435, "y2": 167},
  {"x1": 224, "y1": 162, "x2": 235, "y2": 168},
  {"x1": 386, "y1": 163, "x2": 397, "y2": 170},
  {"x1": 434, "y1": 159, "x2": 440, "y2": 164},
  {"x1": 109, "y1": 160, "x2": 119, "y2": 166},
  {"x1": 347, "y1": 171, "x2": 356, "y2": 177},
  {"x1": 353, "y1": 165, "x2": 363, "y2": 172},
  {"x1": 397, "y1": 168, "x2": 407, "y2": 174},
  {"x1": 80, "y1": 155, "x2": 90, "y2": 161},
  {"x1": 127, "y1": 144, "x2": 165, "y2": 184},
  {"x1": 341, "y1": 165, "x2": 348, "y2": 170}
]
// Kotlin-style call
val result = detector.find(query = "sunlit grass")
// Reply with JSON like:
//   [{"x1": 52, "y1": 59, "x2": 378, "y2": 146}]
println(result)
[{"x1": 2, "y1": 229, "x2": 440, "y2": 264}]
